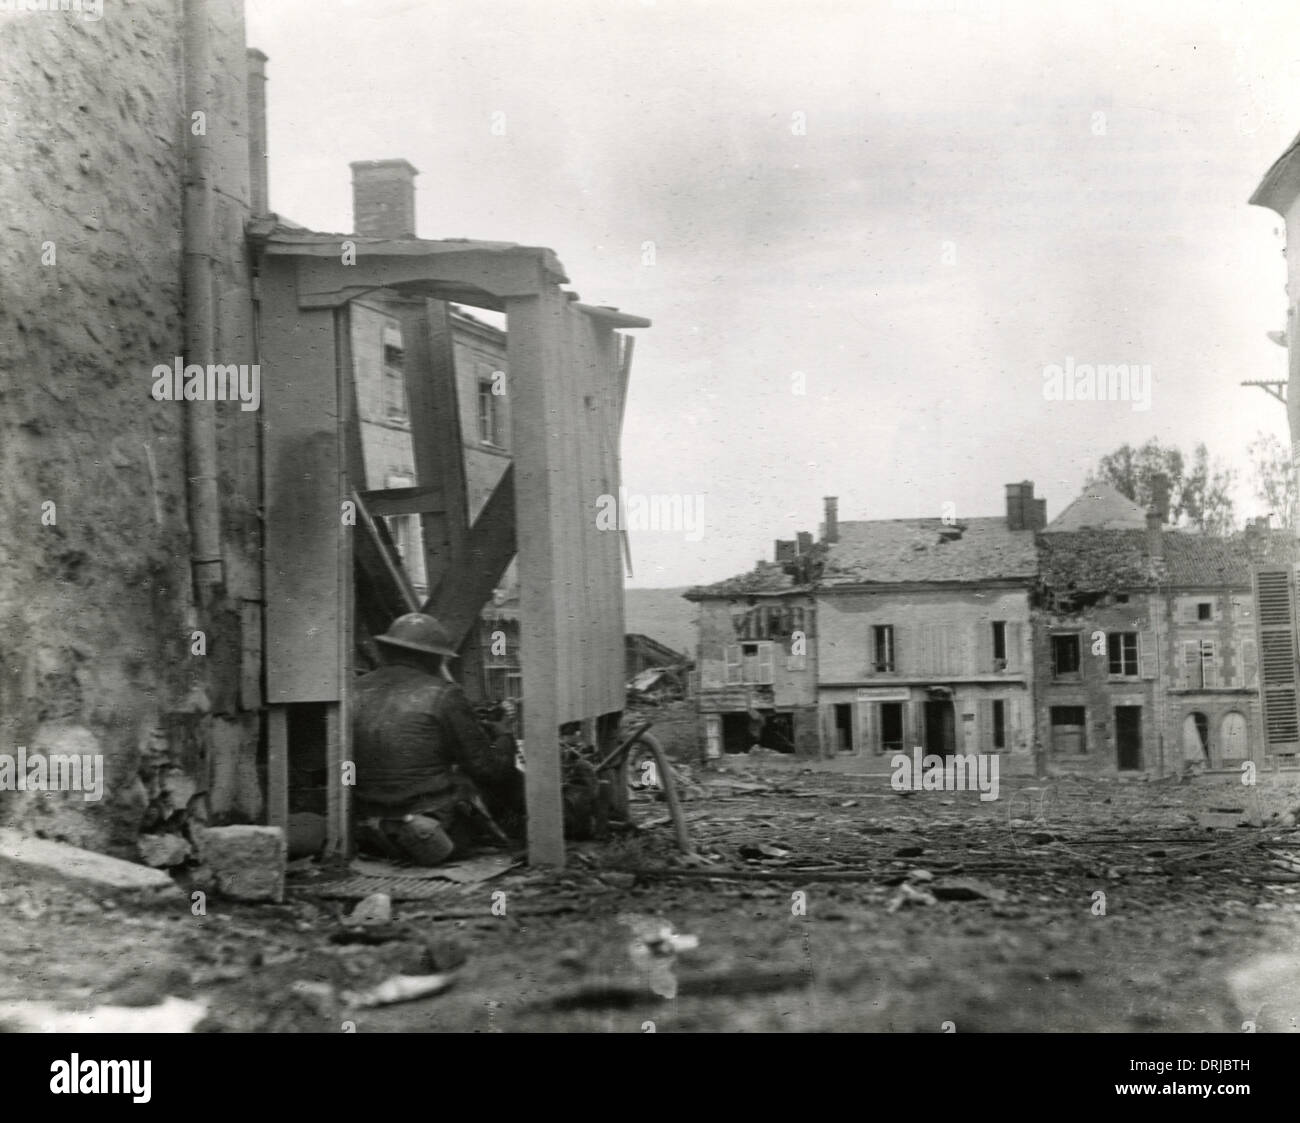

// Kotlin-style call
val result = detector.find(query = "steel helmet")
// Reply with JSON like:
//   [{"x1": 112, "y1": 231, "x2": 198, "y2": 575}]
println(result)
[{"x1": 375, "y1": 613, "x2": 459, "y2": 659}]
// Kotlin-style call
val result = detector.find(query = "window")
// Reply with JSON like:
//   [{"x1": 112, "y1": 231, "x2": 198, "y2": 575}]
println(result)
[
  {"x1": 1115, "y1": 593, "x2": 1129, "y2": 604},
  {"x1": 383, "y1": 342, "x2": 407, "y2": 421},
  {"x1": 1182, "y1": 640, "x2": 1219, "y2": 689},
  {"x1": 992, "y1": 621, "x2": 1007, "y2": 669},
  {"x1": 1108, "y1": 632, "x2": 1138, "y2": 676},
  {"x1": 1051, "y1": 633, "x2": 1081, "y2": 677},
  {"x1": 726, "y1": 642, "x2": 774, "y2": 684},
  {"x1": 872, "y1": 625, "x2": 895, "y2": 673},
  {"x1": 1197, "y1": 602, "x2": 1212, "y2": 622},
  {"x1": 1050, "y1": 705, "x2": 1087, "y2": 754},
  {"x1": 992, "y1": 699, "x2": 1006, "y2": 749},
  {"x1": 477, "y1": 379, "x2": 499, "y2": 445}
]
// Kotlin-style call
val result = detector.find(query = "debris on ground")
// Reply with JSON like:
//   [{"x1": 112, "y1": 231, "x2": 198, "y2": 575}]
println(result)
[
  {"x1": 887, "y1": 882, "x2": 937, "y2": 912},
  {"x1": 342, "y1": 973, "x2": 455, "y2": 1009},
  {"x1": 193, "y1": 825, "x2": 286, "y2": 903},
  {"x1": 0, "y1": 996, "x2": 208, "y2": 1033},
  {"x1": 346, "y1": 892, "x2": 392, "y2": 926},
  {"x1": 0, "y1": 828, "x2": 182, "y2": 898}
]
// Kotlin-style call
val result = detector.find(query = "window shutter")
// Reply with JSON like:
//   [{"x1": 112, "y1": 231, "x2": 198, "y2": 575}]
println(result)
[
  {"x1": 911, "y1": 701, "x2": 926, "y2": 751},
  {"x1": 979, "y1": 622, "x2": 994, "y2": 673},
  {"x1": 978, "y1": 698, "x2": 992, "y2": 751},
  {"x1": 1138, "y1": 631, "x2": 1157, "y2": 679},
  {"x1": 861, "y1": 702, "x2": 875, "y2": 754},
  {"x1": 725, "y1": 644, "x2": 742, "y2": 685},
  {"x1": 759, "y1": 643, "x2": 775, "y2": 684},
  {"x1": 1181, "y1": 640, "x2": 1200, "y2": 689},
  {"x1": 1201, "y1": 640, "x2": 1219, "y2": 688},
  {"x1": 1254, "y1": 565, "x2": 1300, "y2": 751},
  {"x1": 1006, "y1": 621, "x2": 1023, "y2": 672},
  {"x1": 1241, "y1": 638, "x2": 1258, "y2": 689}
]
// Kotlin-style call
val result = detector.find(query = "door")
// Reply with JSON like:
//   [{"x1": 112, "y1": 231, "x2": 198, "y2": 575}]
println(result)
[
  {"x1": 923, "y1": 700, "x2": 956, "y2": 756},
  {"x1": 1220, "y1": 712, "x2": 1248, "y2": 761},
  {"x1": 834, "y1": 703, "x2": 854, "y2": 753},
  {"x1": 1115, "y1": 706, "x2": 1142, "y2": 770}
]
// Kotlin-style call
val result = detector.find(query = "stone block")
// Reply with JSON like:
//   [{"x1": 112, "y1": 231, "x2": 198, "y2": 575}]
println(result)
[{"x1": 193, "y1": 825, "x2": 285, "y2": 903}]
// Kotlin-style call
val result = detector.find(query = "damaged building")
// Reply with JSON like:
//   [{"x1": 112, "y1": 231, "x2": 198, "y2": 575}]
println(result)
[
  {"x1": 1037, "y1": 479, "x2": 1292, "y2": 773},
  {"x1": 686, "y1": 486, "x2": 1042, "y2": 761},
  {"x1": 0, "y1": 0, "x2": 648, "y2": 870}
]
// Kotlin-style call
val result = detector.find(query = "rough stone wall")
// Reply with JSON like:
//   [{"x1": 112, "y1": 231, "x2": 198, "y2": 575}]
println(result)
[{"x1": 0, "y1": 0, "x2": 260, "y2": 855}]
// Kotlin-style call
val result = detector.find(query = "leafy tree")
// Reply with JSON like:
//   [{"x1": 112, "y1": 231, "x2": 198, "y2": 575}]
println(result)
[
  {"x1": 1248, "y1": 431, "x2": 1296, "y2": 530},
  {"x1": 1088, "y1": 439, "x2": 1237, "y2": 535}
]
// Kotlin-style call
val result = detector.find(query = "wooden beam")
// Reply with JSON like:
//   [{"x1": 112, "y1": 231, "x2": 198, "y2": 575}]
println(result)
[
  {"x1": 267, "y1": 705, "x2": 288, "y2": 835},
  {"x1": 423, "y1": 462, "x2": 517, "y2": 649},
  {"x1": 506, "y1": 289, "x2": 568, "y2": 867},
  {"x1": 358, "y1": 484, "x2": 447, "y2": 517},
  {"x1": 400, "y1": 299, "x2": 471, "y2": 598},
  {"x1": 332, "y1": 303, "x2": 355, "y2": 858}
]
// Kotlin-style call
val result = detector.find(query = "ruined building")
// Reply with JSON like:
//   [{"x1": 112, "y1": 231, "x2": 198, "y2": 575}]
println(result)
[{"x1": 0, "y1": 0, "x2": 648, "y2": 868}]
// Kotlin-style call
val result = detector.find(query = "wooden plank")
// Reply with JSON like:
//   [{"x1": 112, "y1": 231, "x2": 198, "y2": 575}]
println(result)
[
  {"x1": 423, "y1": 462, "x2": 517, "y2": 648},
  {"x1": 334, "y1": 305, "x2": 356, "y2": 858},
  {"x1": 400, "y1": 299, "x2": 470, "y2": 598},
  {"x1": 507, "y1": 287, "x2": 567, "y2": 867},
  {"x1": 267, "y1": 705, "x2": 289, "y2": 836},
  {"x1": 239, "y1": 599, "x2": 263, "y2": 711},
  {"x1": 359, "y1": 484, "x2": 447, "y2": 517},
  {"x1": 261, "y1": 259, "x2": 342, "y2": 703}
]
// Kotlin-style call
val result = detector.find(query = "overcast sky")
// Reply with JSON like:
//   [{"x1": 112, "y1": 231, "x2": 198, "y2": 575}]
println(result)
[{"x1": 248, "y1": 0, "x2": 1300, "y2": 587}]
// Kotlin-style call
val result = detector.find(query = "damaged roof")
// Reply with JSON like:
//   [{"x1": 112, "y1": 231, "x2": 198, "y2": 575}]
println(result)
[
  {"x1": 1044, "y1": 482, "x2": 1147, "y2": 532},
  {"x1": 1039, "y1": 528, "x2": 1299, "y2": 591},
  {"x1": 820, "y1": 517, "x2": 1038, "y2": 585},
  {"x1": 684, "y1": 560, "x2": 804, "y2": 600}
]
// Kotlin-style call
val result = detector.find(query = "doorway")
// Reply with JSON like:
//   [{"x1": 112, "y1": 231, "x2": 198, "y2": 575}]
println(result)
[
  {"x1": 923, "y1": 700, "x2": 956, "y2": 756},
  {"x1": 833, "y1": 703, "x2": 853, "y2": 753},
  {"x1": 1181, "y1": 712, "x2": 1209, "y2": 766},
  {"x1": 1115, "y1": 706, "x2": 1142, "y2": 770},
  {"x1": 880, "y1": 702, "x2": 904, "y2": 754}
]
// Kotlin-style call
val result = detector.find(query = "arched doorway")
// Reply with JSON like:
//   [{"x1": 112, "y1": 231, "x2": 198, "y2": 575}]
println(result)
[
  {"x1": 1182, "y1": 712, "x2": 1209, "y2": 765},
  {"x1": 1220, "y1": 711, "x2": 1249, "y2": 761}
]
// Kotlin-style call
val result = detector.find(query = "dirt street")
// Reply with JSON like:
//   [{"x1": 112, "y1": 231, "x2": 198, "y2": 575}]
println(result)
[{"x1": 3, "y1": 760, "x2": 1299, "y2": 1033}]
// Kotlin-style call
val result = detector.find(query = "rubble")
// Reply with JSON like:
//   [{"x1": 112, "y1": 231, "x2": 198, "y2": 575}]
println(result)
[
  {"x1": 137, "y1": 833, "x2": 191, "y2": 869},
  {"x1": 193, "y1": 825, "x2": 286, "y2": 903},
  {"x1": 0, "y1": 828, "x2": 181, "y2": 898}
]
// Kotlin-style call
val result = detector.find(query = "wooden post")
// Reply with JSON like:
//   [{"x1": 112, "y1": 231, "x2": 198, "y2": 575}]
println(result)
[
  {"x1": 507, "y1": 287, "x2": 567, "y2": 867},
  {"x1": 267, "y1": 705, "x2": 288, "y2": 834}
]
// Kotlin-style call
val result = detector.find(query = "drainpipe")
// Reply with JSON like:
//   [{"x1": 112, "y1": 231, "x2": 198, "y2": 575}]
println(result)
[{"x1": 182, "y1": 0, "x2": 224, "y2": 600}]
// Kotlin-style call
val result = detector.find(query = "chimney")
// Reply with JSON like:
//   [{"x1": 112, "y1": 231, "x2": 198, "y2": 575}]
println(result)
[
  {"x1": 823, "y1": 497, "x2": 839, "y2": 544},
  {"x1": 774, "y1": 540, "x2": 795, "y2": 563},
  {"x1": 1005, "y1": 482, "x2": 1027, "y2": 531},
  {"x1": 246, "y1": 49, "x2": 269, "y2": 215},
  {"x1": 1149, "y1": 472, "x2": 1170, "y2": 524},
  {"x1": 796, "y1": 530, "x2": 813, "y2": 554},
  {"x1": 1147, "y1": 510, "x2": 1163, "y2": 559},
  {"x1": 1031, "y1": 496, "x2": 1046, "y2": 531},
  {"x1": 350, "y1": 159, "x2": 419, "y2": 239}
]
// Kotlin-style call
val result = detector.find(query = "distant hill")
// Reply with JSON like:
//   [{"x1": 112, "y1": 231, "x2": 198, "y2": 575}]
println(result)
[{"x1": 624, "y1": 586, "x2": 697, "y2": 660}]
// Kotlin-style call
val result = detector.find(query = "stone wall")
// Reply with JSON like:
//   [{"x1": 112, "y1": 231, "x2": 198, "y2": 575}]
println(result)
[{"x1": 0, "y1": 0, "x2": 260, "y2": 855}]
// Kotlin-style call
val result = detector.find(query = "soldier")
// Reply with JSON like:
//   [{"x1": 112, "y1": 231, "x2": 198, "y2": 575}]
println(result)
[{"x1": 352, "y1": 613, "x2": 523, "y2": 865}]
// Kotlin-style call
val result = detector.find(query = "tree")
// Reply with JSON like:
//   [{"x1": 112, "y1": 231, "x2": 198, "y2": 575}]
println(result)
[
  {"x1": 1248, "y1": 431, "x2": 1296, "y2": 530},
  {"x1": 1089, "y1": 439, "x2": 1237, "y2": 535}
]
